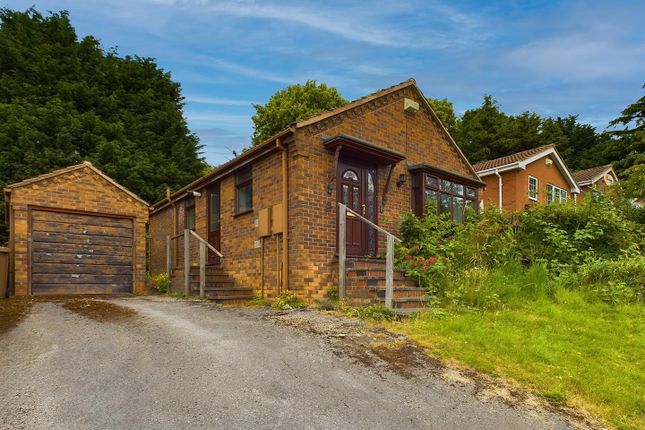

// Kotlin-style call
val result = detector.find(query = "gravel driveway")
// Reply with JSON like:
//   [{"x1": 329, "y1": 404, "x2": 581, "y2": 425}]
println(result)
[{"x1": 0, "y1": 297, "x2": 576, "y2": 430}]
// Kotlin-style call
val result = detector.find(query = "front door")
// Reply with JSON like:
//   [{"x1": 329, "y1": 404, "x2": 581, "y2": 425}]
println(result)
[
  {"x1": 208, "y1": 183, "x2": 221, "y2": 264},
  {"x1": 337, "y1": 159, "x2": 377, "y2": 257}
]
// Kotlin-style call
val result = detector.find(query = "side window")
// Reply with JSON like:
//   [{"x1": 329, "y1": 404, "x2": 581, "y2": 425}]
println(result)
[
  {"x1": 184, "y1": 197, "x2": 195, "y2": 230},
  {"x1": 235, "y1": 167, "x2": 253, "y2": 214},
  {"x1": 528, "y1": 176, "x2": 538, "y2": 200}
]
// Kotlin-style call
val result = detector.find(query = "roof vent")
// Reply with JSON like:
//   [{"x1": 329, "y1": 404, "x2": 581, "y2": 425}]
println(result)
[
  {"x1": 404, "y1": 98, "x2": 419, "y2": 114},
  {"x1": 545, "y1": 158, "x2": 553, "y2": 165}
]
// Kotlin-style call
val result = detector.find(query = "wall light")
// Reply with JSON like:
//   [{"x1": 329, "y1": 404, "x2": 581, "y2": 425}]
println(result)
[{"x1": 396, "y1": 174, "x2": 407, "y2": 187}]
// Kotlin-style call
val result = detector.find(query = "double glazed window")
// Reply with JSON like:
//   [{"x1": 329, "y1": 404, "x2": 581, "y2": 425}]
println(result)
[
  {"x1": 546, "y1": 184, "x2": 568, "y2": 204},
  {"x1": 528, "y1": 176, "x2": 538, "y2": 200},
  {"x1": 184, "y1": 197, "x2": 195, "y2": 230},
  {"x1": 412, "y1": 172, "x2": 478, "y2": 223},
  {"x1": 235, "y1": 167, "x2": 253, "y2": 214}
]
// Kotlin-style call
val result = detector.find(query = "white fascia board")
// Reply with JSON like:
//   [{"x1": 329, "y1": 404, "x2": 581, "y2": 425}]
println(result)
[
  {"x1": 476, "y1": 163, "x2": 523, "y2": 176},
  {"x1": 519, "y1": 147, "x2": 580, "y2": 193}
]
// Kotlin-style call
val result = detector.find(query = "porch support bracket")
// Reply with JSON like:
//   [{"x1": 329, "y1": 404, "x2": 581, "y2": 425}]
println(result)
[
  {"x1": 327, "y1": 145, "x2": 343, "y2": 195},
  {"x1": 380, "y1": 162, "x2": 396, "y2": 213}
]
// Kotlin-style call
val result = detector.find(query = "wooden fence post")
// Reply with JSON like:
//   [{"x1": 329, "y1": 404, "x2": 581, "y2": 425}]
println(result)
[
  {"x1": 166, "y1": 236, "x2": 172, "y2": 280},
  {"x1": 385, "y1": 234, "x2": 394, "y2": 310},
  {"x1": 184, "y1": 229, "x2": 190, "y2": 296},
  {"x1": 199, "y1": 241, "x2": 206, "y2": 300},
  {"x1": 338, "y1": 203, "x2": 346, "y2": 299}
]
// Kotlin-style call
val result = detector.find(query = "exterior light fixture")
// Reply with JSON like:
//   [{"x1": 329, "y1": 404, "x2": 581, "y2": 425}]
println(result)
[{"x1": 396, "y1": 174, "x2": 407, "y2": 187}]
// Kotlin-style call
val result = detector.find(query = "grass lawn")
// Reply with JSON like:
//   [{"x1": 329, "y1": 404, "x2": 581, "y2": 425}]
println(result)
[{"x1": 386, "y1": 289, "x2": 645, "y2": 430}]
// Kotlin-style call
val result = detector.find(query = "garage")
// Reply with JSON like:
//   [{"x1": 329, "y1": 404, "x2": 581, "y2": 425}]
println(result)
[
  {"x1": 30, "y1": 209, "x2": 134, "y2": 295},
  {"x1": 4, "y1": 161, "x2": 149, "y2": 296}
]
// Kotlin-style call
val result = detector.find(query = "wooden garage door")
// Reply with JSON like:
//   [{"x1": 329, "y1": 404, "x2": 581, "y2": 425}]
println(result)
[{"x1": 30, "y1": 209, "x2": 134, "y2": 295}]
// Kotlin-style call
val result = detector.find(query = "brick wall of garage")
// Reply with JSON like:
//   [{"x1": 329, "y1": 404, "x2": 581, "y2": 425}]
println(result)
[{"x1": 7, "y1": 166, "x2": 149, "y2": 296}]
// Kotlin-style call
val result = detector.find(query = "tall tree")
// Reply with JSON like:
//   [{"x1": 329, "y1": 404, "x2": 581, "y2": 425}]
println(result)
[
  {"x1": 427, "y1": 97, "x2": 457, "y2": 132},
  {"x1": 251, "y1": 80, "x2": 347, "y2": 145},
  {"x1": 454, "y1": 95, "x2": 511, "y2": 163},
  {"x1": 609, "y1": 84, "x2": 645, "y2": 135},
  {"x1": 0, "y1": 8, "x2": 206, "y2": 242}
]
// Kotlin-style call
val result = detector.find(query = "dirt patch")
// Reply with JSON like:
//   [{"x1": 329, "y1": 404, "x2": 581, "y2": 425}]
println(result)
[
  {"x1": 268, "y1": 308, "x2": 600, "y2": 430},
  {"x1": 62, "y1": 298, "x2": 136, "y2": 322},
  {"x1": 0, "y1": 298, "x2": 33, "y2": 335}
]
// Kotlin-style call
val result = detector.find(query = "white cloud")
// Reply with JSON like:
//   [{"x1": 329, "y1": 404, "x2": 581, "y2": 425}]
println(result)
[{"x1": 505, "y1": 34, "x2": 645, "y2": 80}]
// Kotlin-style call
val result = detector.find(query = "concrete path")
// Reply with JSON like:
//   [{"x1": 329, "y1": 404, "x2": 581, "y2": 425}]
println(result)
[{"x1": 0, "y1": 297, "x2": 574, "y2": 430}]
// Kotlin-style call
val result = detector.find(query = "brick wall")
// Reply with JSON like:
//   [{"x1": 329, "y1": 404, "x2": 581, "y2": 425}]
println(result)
[
  {"x1": 7, "y1": 166, "x2": 149, "y2": 296},
  {"x1": 149, "y1": 149, "x2": 286, "y2": 297},
  {"x1": 289, "y1": 86, "x2": 477, "y2": 298},
  {"x1": 149, "y1": 85, "x2": 479, "y2": 301}
]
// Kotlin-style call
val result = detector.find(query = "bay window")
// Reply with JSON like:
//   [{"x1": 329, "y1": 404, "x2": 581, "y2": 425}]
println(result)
[{"x1": 411, "y1": 166, "x2": 480, "y2": 222}]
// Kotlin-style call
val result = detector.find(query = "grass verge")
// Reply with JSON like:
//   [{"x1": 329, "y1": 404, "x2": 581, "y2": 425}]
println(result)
[{"x1": 386, "y1": 290, "x2": 644, "y2": 429}]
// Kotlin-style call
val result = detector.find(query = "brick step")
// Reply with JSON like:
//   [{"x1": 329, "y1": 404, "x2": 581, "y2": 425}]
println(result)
[
  {"x1": 345, "y1": 266, "x2": 405, "y2": 278},
  {"x1": 350, "y1": 277, "x2": 417, "y2": 288},
  {"x1": 391, "y1": 296, "x2": 430, "y2": 309},
  {"x1": 188, "y1": 274, "x2": 233, "y2": 282},
  {"x1": 368, "y1": 287, "x2": 426, "y2": 299},
  {"x1": 206, "y1": 294, "x2": 255, "y2": 304},
  {"x1": 200, "y1": 287, "x2": 254, "y2": 296},
  {"x1": 345, "y1": 258, "x2": 388, "y2": 269}
]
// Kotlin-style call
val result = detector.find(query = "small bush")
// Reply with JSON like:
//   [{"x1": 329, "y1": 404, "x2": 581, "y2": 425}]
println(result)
[
  {"x1": 272, "y1": 291, "x2": 306, "y2": 310},
  {"x1": 346, "y1": 304, "x2": 393, "y2": 321},
  {"x1": 148, "y1": 273, "x2": 170, "y2": 294},
  {"x1": 325, "y1": 287, "x2": 339, "y2": 301},
  {"x1": 248, "y1": 295, "x2": 268, "y2": 307}
]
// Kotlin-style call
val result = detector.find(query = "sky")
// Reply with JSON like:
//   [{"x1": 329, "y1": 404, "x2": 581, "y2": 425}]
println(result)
[{"x1": 3, "y1": 0, "x2": 644, "y2": 166}]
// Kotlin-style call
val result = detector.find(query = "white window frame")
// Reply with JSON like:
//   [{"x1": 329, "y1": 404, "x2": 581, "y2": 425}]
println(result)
[
  {"x1": 546, "y1": 183, "x2": 567, "y2": 204},
  {"x1": 528, "y1": 176, "x2": 538, "y2": 201}
]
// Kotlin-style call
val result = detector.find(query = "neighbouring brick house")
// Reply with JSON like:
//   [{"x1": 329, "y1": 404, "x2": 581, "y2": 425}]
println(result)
[
  {"x1": 572, "y1": 165, "x2": 618, "y2": 195},
  {"x1": 4, "y1": 162, "x2": 149, "y2": 296},
  {"x1": 148, "y1": 79, "x2": 484, "y2": 308},
  {"x1": 474, "y1": 144, "x2": 580, "y2": 212}
]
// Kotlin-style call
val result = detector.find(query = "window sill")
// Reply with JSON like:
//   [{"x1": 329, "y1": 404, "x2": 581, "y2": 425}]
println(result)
[
  {"x1": 528, "y1": 196, "x2": 538, "y2": 201},
  {"x1": 233, "y1": 209, "x2": 253, "y2": 217}
]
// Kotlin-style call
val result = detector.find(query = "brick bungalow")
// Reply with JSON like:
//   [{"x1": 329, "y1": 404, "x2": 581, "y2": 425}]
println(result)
[
  {"x1": 572, "y1": 165, "x2": 618, "y2": 195},
  {"x1": 474, "y1": 144, "x2": 580, "y2": 212},
  {"x1": 148, "y1": 79, "x2": 484, "y2": 308}
]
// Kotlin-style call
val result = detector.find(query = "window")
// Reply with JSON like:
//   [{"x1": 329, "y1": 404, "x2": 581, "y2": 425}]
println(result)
[
  {"x1": 236, "y1": 167, "x2": 253, "y2": 214},
  {"x1": 528, "y1": 176, "x2": 538, "y2": 201},
  {"x1": 546, "y1": 183, "x2": 568, "y2": 204},
  {"x1": 412, "y1": 171, "x2": 479, "y2": 223},
  {"x1": 184, "y1": 197, "x2": 195, "y2": 230}
]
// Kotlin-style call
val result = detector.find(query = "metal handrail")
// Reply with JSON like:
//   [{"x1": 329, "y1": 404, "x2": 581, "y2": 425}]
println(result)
[
  {"x1": 165, "y1": 229, "x2": 224, "y2": 300},
  {"x1": 343, "y1": 204, "x2": 401, "y2": 243},
  {"x1": 337, "y1": 203, "x2": 399, "y2": 309},
  {"x1": 189, "y1": 230, "x2": 223, "y2": 258}
]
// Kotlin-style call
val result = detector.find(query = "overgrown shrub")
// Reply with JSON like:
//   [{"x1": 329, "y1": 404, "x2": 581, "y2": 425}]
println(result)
[
  {"x1": 396, "y1": 194, "x2": 644, "y2": 308},
  {"x1": 571, "y1": 256, "x2": 645, "y2": 303},
  {"x1": 148, "y1": 273, "x2": 170, "y2": 294},
  {"x1": 272, "y1": 291, "x2": 306, "y2": 310}
]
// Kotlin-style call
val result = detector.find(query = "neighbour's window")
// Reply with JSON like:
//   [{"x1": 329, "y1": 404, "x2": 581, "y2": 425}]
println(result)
[
  {"x1": 546, "y1": 184, "x2": 568, "y2": 204},
  {"x1": 412, "y1": 172, "x2": 478, "y2": 223},
  {"x1": 185, "y1": 197, "x2": 195, "y2": 230},
  {"x1": 528, "y1": 176, "x2": 538, "y2": 201},
  {"x1": 235, "y1": 167, "x2": 253, "y2": 214}
]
